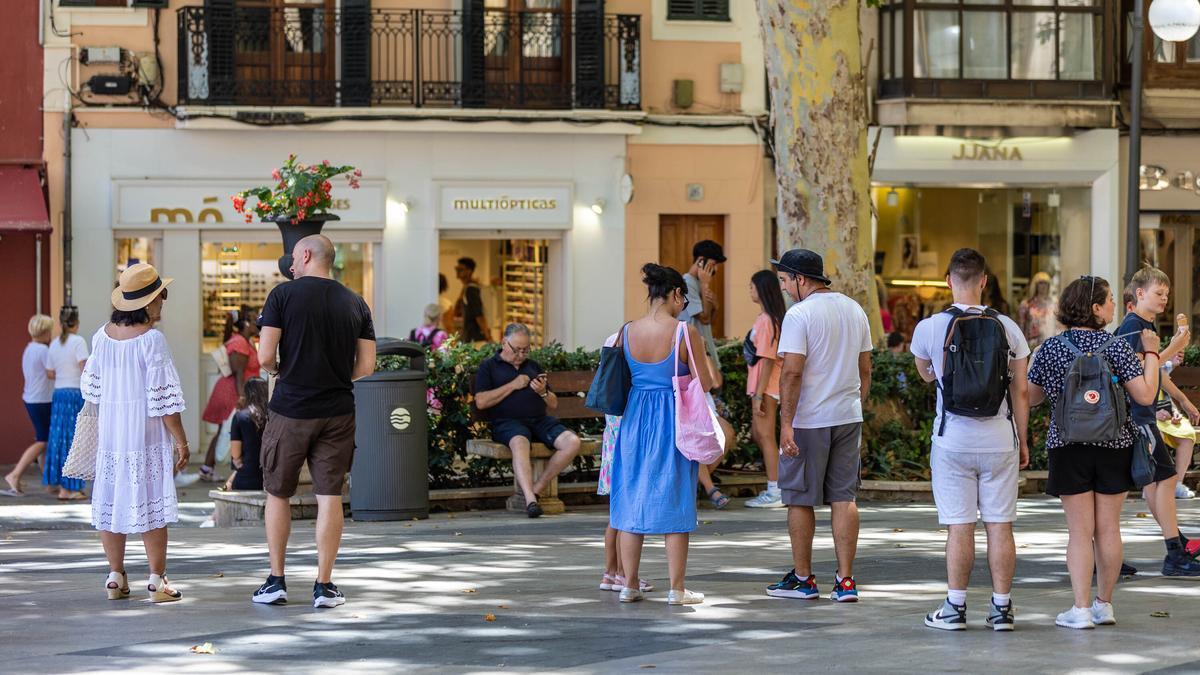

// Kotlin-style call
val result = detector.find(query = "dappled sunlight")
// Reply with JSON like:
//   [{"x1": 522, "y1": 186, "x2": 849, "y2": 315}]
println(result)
[{"x1": 7, "y1": 496, "x2": 1200, "y2": 671}]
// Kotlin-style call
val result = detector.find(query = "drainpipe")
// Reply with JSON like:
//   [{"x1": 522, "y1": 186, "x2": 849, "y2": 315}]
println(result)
[
  {"x1": 1125, "y1": 0, "x2": 1144, "y2": 285},
  {"x1": 63, "y1": 98, "x2": 73, "y2": 305}
]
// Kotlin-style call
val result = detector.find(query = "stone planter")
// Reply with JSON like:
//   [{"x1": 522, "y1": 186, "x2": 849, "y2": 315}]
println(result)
[{"x1": 270, "y1": 213, "x2": 339, "y2": 279}]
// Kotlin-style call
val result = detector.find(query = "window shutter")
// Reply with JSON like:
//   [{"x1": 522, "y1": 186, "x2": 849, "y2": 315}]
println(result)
[
  {"x1": 700, "y1": 0, "x2": 730, "y2": 21},
  {"x1": 667, "y1": 0, "x2": 729, "y2": 21},
  {"x1": 575, "y1": 0, "x2": 606, "y2": 109},
  {"x1": 204, "y1": 0, "x2": 236, "y2": 105},
  {"x1": 461, "y1": 0, "x2": 486, "y2": 108},
  {"x1": 340, "y1": 0, "x2": 371, "y2": 106}
]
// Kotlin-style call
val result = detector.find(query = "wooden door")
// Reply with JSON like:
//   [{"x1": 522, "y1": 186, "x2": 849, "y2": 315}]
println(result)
[
  {"x1": 235, "y1": 0, "x2": 336, "y2": 105},
  {"x1": 483, "y1": 0, "x2": 571, "y2": 107},
  {"x1": 659, "y1": 214, "x2": 726, "y2": 338}
]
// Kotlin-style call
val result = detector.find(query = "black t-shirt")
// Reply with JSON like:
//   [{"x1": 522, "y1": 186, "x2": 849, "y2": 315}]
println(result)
[
  {"x1": 259, "y1": 276, "x2": 375, "y2": 419},
  {"x1": 229, "y1": 409, "x2": 264, "y2": 491},
  {"x1": 1118, "y1": 312, "x2": 1161, "y2": 425},
  {"x1": 476, "y1": 353, "x2": 546, "y2": 420},
  {"x1": 462, "y1": 284, "x2": 487, "y2": 342}
]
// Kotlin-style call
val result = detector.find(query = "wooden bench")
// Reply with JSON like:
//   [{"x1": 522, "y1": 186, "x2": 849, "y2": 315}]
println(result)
[{"x1": 466, "y1": 369, "x2": 602, "y2": 515}]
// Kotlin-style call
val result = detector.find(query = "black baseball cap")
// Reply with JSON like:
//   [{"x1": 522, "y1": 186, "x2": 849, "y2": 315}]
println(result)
[
  {"x1": 692, "y1": 240, "x2": 726, "y2": 263},
  {"x1": 771, "y1": 248, "x2": 832, "y2": 286}
]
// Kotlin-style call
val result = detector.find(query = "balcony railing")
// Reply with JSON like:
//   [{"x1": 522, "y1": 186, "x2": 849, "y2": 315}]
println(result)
[
  {"x1": 878, "y1": 0, "x2": 1113, "y2": 100},
  {"x1": 177, "y1": 6, "x2": 641, "y2": 110}
]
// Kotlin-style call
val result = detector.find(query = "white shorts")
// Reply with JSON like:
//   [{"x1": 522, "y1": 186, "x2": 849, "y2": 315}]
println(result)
[{"x1": 930, "y1": 446, "x2": 1019, "y2": 525}]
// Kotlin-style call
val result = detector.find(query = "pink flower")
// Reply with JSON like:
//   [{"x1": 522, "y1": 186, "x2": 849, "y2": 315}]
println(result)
[
  {"x1": 353, "y1": 169, "x2": 363, "y2": 177},
  {"x1": 322, "y1": 160, "x2": 331, "y2": 167},
  {"x1": 272, "y1": 169, "x2": 281, "y2": 181},
  {"x1": 231, "y1": 195, "x2": 246, "y2": 212}
]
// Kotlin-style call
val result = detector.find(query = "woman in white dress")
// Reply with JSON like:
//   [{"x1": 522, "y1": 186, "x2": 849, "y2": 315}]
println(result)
[{"x1": 83, "y1": 263, "x2": 190, "y2": 602}]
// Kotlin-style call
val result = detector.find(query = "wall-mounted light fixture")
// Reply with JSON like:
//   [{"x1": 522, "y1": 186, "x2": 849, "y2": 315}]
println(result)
[
  {"x1": 399, "y1": 199, "x2": 413, "y2": 213},
  {"x1": 591, "y1": 198, "x2": 606, "y2": 215},
  {"x1": 885, "y1": 188, "x2": 899, "y2": 207}
]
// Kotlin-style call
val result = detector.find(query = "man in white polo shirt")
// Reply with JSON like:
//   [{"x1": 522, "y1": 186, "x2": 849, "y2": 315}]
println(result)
[{"x1": 911, "y1": 248, "x2": 1030, "y2": 632}]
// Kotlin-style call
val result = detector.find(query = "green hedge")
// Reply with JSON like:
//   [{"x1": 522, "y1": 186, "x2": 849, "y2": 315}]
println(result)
[{"x1": 381, "y1": 338, "x2": 1053, "y2": 489}]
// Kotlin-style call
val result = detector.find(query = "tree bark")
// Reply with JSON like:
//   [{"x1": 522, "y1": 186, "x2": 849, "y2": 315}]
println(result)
[{"x1": 756, "y1": 0, "x2": 883, "y2": 343}]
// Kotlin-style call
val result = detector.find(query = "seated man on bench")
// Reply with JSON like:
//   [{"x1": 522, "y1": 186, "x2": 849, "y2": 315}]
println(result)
[{"x1": 475, "y1": 323, "x2": 582, "y2": 517}]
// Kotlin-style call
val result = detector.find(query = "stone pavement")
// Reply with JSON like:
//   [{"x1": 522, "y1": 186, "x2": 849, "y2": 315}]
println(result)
[{"x1": 5, "y1": 493, "x2": 1200, "y2": 673}]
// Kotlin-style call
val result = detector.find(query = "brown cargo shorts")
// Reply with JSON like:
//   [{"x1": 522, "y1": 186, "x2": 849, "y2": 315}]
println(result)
[{"x1": 261, "y1": 411, "x2": 356, "y2": 498}]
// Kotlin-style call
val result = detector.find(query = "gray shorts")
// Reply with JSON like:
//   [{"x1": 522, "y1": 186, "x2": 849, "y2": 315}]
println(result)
[{"x1": 780, "y1": 423, "x2": 862, "y2": 507}]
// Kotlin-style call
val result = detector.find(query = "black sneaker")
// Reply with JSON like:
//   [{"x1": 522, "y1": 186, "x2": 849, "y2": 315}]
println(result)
[
  {"x1": 252, "y1": 575, "x2": 287, "y2": 605},
  {"x1": 1163, "y1": 552, "x2": 1200, "y2": 577},
  {"x1": 765, "y1": 569, "x2": 819, "y2": 599},
  {"x1": 925, "y1": 599, "x2": 967, "y2": 631},
  {"x1": 313, "y1": 581, "x2": 346, "y2": 608},
  {"x1": 1120, "y1": 562, "x2": 1138, "y2": 577},
  {"x1": 526, "y1": 501, "x2": 543, "y2": 518},
  {"x1": 985, "y1": 601, "x2": 1015, "y2": 631}
]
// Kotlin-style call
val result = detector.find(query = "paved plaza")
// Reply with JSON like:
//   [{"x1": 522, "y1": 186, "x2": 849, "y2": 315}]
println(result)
[{"x1": 5, "y1": 491, "x2": 1200, "y2": 674}]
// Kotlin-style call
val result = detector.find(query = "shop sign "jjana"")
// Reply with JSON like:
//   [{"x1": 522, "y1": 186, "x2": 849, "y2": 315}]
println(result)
[{"x1": 952, "y1": 143, "x2": 1025, "y2": 161}]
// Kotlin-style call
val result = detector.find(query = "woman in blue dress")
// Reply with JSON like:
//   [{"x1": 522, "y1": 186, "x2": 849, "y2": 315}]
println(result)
[{"x1": 611, "y1": 263, "x2": 711, "y2": 605}]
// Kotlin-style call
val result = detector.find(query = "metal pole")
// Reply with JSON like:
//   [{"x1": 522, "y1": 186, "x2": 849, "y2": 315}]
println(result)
[{"x1": 1126, "y1": 0, "x2": 1144, "y2": 285}]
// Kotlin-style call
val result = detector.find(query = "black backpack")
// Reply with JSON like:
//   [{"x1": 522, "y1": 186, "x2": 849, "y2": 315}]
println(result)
[{"x1": 937, "y1": 307, "x2": 1014, "y2": 436}]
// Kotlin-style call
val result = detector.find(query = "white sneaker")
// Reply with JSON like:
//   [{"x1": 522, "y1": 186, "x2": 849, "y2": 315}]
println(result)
[
  {"x1": 1091, "y1": 599, "x2": 1116, "y2": 626},
  {"x1": 745, "y1": 490, "x2": 784, "y2": 509},
  {"x1": 667, "y1": 589, "x2": 704, "y2": 605},
  {"x1": 1176, "y1": 483, "x2": 1195, "y2": 500},
  {"x1": 619, "y1": 587, "x2": 644, "y2": 603},
  {"x1": 174, "y1": 472, "x2": 201, "y2": 487},
  {"x1": 1055, "y1": 605, "x2": 1095, "y2": 629}
]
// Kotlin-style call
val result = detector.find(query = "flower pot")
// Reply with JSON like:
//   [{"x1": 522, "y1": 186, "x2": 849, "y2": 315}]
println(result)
[{"x1": 271, "y1": 214, "x2": 340, "y2": 279}]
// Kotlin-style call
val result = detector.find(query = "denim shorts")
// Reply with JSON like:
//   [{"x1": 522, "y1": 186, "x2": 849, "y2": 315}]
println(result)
[
  {"x1": 491, "y1": 416, "x2": 570, "y2": 448},
  {"x1": 24, "y1": 402, "x2": 52, "y2": 442}
]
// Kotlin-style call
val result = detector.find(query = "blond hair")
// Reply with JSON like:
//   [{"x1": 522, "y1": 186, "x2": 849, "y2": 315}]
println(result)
[
  {"x1": 1130, "y1": 266, "x2": 1171, "y2": 295},
  {"x1": 28, "y1": 314, "x2": 53, "y2": 338}
]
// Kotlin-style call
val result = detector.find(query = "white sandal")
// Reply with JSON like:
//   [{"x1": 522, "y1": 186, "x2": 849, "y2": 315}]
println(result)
[
  {"x1": 105, "y1": 571, "x2": 130, "y2": 600},
  {"x1": 148, "y1": 573, "x2": 182, "y2": 603}
]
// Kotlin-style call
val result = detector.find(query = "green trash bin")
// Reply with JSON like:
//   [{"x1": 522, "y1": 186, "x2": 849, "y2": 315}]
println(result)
[{"x1": 350, "y1": 338, "x2": 429, "y2": 521}]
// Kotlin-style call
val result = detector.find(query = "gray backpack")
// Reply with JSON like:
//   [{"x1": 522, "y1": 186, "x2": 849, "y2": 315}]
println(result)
[{"x1": 1054, "y1": 334, "x2": 1129, "y2": 444}]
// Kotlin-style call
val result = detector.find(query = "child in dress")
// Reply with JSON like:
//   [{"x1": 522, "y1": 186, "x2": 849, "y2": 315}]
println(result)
[{"x1": 597, "y1": 332, "x2": 652, "y2": 594}]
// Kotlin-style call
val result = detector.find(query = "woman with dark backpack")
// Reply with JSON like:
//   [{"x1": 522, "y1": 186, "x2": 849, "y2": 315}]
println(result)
[{"x1": 1028, "y1": 276, "x2": 1171, "y2": 629}]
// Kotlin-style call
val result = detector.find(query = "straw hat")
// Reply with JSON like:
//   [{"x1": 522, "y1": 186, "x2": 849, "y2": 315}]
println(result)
[{"x1": 112, "y1": 262, "x2": 173, "y2": 311}]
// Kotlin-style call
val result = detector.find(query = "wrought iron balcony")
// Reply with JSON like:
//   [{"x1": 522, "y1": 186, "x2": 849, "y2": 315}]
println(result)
[{"x1": 177, "y1": 5, "x2": 641, "y2": 110}]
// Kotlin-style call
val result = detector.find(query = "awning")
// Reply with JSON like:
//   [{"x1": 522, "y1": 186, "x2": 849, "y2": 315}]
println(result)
[{"x1": 0, "y1": 166, "x2": 49, "y2": 232}]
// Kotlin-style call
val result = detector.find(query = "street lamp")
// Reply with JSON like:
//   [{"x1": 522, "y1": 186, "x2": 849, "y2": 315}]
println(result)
[{"x1": 1127, "y1": 0, "x2": 1200, "y2": 283}]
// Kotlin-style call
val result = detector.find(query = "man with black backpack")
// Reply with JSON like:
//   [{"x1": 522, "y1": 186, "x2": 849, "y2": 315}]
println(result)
[{"x1": 910, "y1": 249, "x2": 1031, "y2": 632}]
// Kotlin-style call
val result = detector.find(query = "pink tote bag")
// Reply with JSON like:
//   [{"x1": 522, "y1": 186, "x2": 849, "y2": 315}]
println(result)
[{"x1": 673, "y1": 322, "x2": 726, "y2": 464}]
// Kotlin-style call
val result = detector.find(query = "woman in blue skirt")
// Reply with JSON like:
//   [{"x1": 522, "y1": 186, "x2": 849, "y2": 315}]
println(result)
[
  {"x1": 45, "y1": 306, "x2": 89, "y2": 500},
  {"x1": 610, "y1": 263, "x2": 711, "y2": 606}
]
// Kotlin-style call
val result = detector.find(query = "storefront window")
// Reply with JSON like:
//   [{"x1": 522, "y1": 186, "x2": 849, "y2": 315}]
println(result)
[
  {"x1": 873, "y1": 186, "x2": 1091, "y2": 346},
  {"x1": 115, "y1": 236, "x2": 157, "y2": 276},
  {"x1": 1139, "y1": 216, "x2": 1200, "y2": 337},
  {"x1": 200, "y1": 239, "x2": 373, "y2": 350},
  {"x1": 438, "y1": 238, "x2": 549, "y2": 346}
]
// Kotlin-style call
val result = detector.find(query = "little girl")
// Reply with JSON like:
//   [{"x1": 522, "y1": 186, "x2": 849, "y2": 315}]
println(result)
[
  {"x1": 223, "y1": 378, "x2": 269, "y2": 491},
  {"x1": 1159, "y1": 353, "x2": 1198, "y2": 502},
  {"x1": 597, "y1": 332, "x2": 652, "y2": 594}
]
